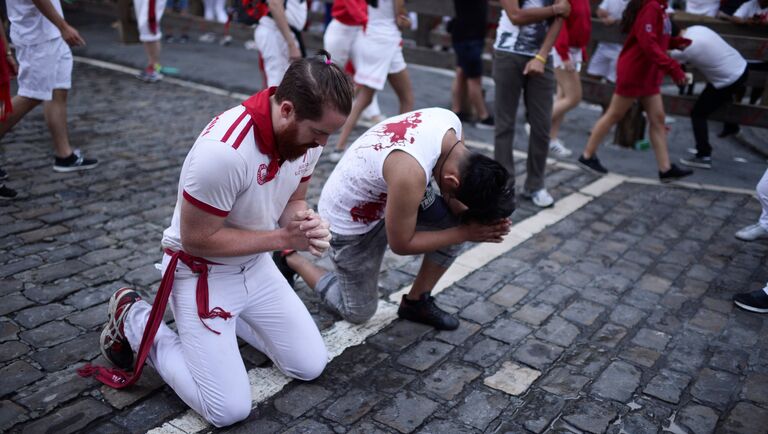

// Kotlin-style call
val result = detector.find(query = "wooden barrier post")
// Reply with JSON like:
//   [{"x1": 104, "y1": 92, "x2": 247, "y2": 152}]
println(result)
[{"x1": 115, "y1": 0, "x2": 139, "y2": 43}]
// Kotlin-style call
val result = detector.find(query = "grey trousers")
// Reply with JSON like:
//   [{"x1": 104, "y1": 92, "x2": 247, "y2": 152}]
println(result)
[{"x1": 493, "y1": 50, "x2": 555, "y2": 192}]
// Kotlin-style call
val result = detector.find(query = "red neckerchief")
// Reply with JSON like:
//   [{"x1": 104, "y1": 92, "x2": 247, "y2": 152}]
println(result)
[
  {"x1": 0, "y1": 38, "x2": 13, "y2": 121},
  {"x1": 242, "y1": 87, "x2": 283, "y2": 183}
]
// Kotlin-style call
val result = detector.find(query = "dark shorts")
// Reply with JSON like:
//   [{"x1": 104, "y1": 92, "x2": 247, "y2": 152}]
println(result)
[{"x1": 453, "y1": 39, "x2": 484, "y2": 78}]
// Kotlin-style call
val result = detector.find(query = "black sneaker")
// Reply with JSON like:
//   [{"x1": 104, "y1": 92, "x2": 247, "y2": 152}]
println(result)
[
  {"x1": 679, "y1": 155, "x2": 712, "y2": 169},
  {"x1": 273, "y1": 250, "x2": 297, "y2": 289},
  {"x1": 577, "y1": 154, "x2": 608, "y2": 175},
  {"x1": 733, "y1": 289, "x2": 768, "y2": 313},
  {"x1": 0, "y1": 167, "x2": 7, "y2": 180},
  {"x1": 476, "y1": 115, "x2": 495, "y2": 130},
  {"x1": 455, "y1": 111, "x2": 472, "y2": 123},
  {"x1": 397, "y1": 293, "x2": 459, "y2": 330},
  {"x1": 659, "y1": 164, "x2": 693, "y2": 183},
  {"x1": 0, "y1": 184, "x2": 17, "y2": 200},
  {"x1": 53, "y1": 150, "x2": 98, "y2": 173}
]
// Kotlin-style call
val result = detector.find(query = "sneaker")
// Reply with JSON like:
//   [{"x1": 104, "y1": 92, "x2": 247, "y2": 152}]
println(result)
[
  {"x1": 163, "y1": 33, "x2": 176, "y2": 43},
  {"x1": 679, "y1": 155, "x2": 712, "y2": 169},
  {"x1": 549, "y1": 138, "x2": 573, "y2": 158},
  {"x1": 220, "y1": 35, "x2": 233, "y2": 46},
  {"x1": 0, "y1": 167, "x2": 7, "y2": 180},
  {"x1": 198, "y1": 32, "x2": 216, "y2": 43},
  {"x1": 0, "y1": 184, "x2": 17, "y2": 200},
  {"x1": 522, "y1": 188, "x2": 555, "y2": 208},
  {"x1": 735, "y1": 223, "x2": 768, "y2": 241},
  {"x1": 100, "y1": 288, "x2": 142, "y2": 370},
  {"x1": 272, "y1": 250, "x2": 297, "y2": 289},
  {"x1": 455, "y1": 111, "x2": 472, "y2": 123},
  {"x1": 577, "y1": 154, "x2": 608, "y2": 175},
  {"x1": 397, "y1": 293, "x2": 459, "y2": 330},
  {"x1": 659, "y1": 164, "x2": 693, "y2": 183},
  {"x1": 53, "y1": 150, "x2": 98, "y2": 173},
  {"x1": 733, "y1": 289, "x2": 768, "y2": 313},
  {"x1": 475, "y1": 115, "x2": 495, "y2": 130},
  {"x1": 137, "y1": 66, "x2": 163, "y2": 83},
  {"x1": 328, "y1": 150, "x2": 343, "y2": 163}
]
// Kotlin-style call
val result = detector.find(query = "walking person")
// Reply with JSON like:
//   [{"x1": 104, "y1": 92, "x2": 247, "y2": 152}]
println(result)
[
  {"x1": 577, "y1": 0, "x2": 693, "y2": 182},
  {"x1": 81, "y1": 54, "x2": 354, "y2": 428},
  {"x1": 586, "y1": 0, "x2": 629, "y2": 83},
  {"x1": 493, "y1": 0, "x2": 571, "y2": 208},
  {"x1": 134, "y1": 0, "x2": 168, "y2": 82},
  {"x1": 548, "y1": 0, "x2": 591, "y2": 158},
  {"x1": 732, "y1": 168, "x2": 768, "y2": 313},
  {"x1": 254, "y1": 0, "x2": 308, "y2": 87}
]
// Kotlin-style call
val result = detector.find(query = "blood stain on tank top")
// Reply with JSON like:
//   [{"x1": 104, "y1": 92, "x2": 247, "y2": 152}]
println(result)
[
  {"x1": 350, "y1": 193, "x2": 388, "y2": 224},
  {"x1": 370, "y1": 112, "x2": 422, "y2": 151}
]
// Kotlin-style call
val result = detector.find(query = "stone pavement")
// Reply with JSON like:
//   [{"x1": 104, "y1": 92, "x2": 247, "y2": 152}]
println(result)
[{"x1": 1, "y1": 41, "x2": 768, "y2": 434}]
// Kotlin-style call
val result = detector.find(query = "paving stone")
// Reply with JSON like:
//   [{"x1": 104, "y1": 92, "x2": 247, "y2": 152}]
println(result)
[
  {"x1": 66, "y1": 302, "x2": 108, "y2": 329},
  {"x1": 701, "y1": 297, "x2": 732, "y2": 314},
  {"x1": 512, "y1": 338, "x2": 564, "y2": 370},
  {"x1": 435, "y1": 320, "x2": 480, "y2": 346},
  {"x1": 396, "y1": 340, "x2": 454, "y2": 372},
  {"x1": 80, "y1": 247, "x2": 132, "y2": 266},
  {"x1": 591, "y1": 361, "x2": 641, "y2": 402},
  {"x1": 16, "y1": 369, "x2": 98, "y2": 413},
  {"x1": 539, "y1": 366, "x2": 590, "y2": 399},
  {"x1": 676, "y1": 404, "x2": 719, "y2": 434},
  {"x1": 453, "y1": 388, "x2": 509, "y2": 430},
  {"x1": 373, "y1": 391, "x2": 438, "y2": 433},
  {"x1": 19, "y1": 398, "x2": 111, "y2": 434},
  {"x1": 0, "y1": 279, "x2": 23, "y2": 297},
  {"x1": 591, "y1": 323, "x2": 628, "y2": 348},
  {"x1": 30, "y1": 331, "x2": 100, "y2": 372},
  {"x1": 123, "y1": 264, "x2": 162, "y2": 287},
  {"x1": 416, "y1": 419, "x2": 476, "y2": 434},
  {"x1": 14, "y1": 303, "x2": 75, "y2": 328},
  {"x1": 742, "y1": 373, "x2": 768, "y2": 405},
  {"x1": 534, "y1": 316, "x2": 580, "y2": 347},
  {"x1": 24, "y1": 279, "x2": 83, "y2": 304},
  {"x1": 348, "y1": 420, "x2": 391, "y2": 434},
  {"x1": 0, "y1": 258, "x2": 43, "y2": 279},
  {"x1": 0, "y1": 293, "x2": 35, "y2": 316},
  {"x1": 533, "y1": 284, "x2": 575, "y2": 305},
  {"x1": 688, "y1": 308, "x2": 728, "y2": 335},
  {"x1": 318, "y1": 346, "x2": 389, "y2": 385},
  {"x1": 631, "y1": 328, "x2": 672, "y2": 351},
  {"x1": 636, "y1": 274, "x2": 673, "y2": 295},
  {"x1": 666, "y1": 332, "x2": 709, "y2": 374},
  {"x1": 643, "y1": 370, "x2": 691, "y2": 404},
  {"x1": 0, "y1": 400, "x2": 27, "y2": 432},
  {"x1": 0, "y1": 361, "x2": 45, "y2": 396},
  {"x1": 322, "y1": 389, "x2": 382, "y2": 425},
  {"x1": 274, "y1": 384, "x2": 332, "y2": 418},
  {"x1": 19, "y1": 321, "x2": 80, "y2": 348},
  {"x1": 25, "y1": 259, "x2": 89, "y2": 283},
  {"x1": 483, "y1": 318, "x2": 531, "y2": 345},
  {"x1": 623, "y1": 288, "x2": 662, "y2": 311},
  {"x1": 458, "y1": 270, "x2": 504, "y2": 295},
  {"x1": 422, "y1": 363, "x2": 481, "y2": 400},
  {"x1": 459, "y1": 300, "x2": 505, "y2": 324},
  {"x1": 17, "y1": 225, "x2": 70, "y2": 243},
  {"x1": 560, "y1": 299, "x2": 605, "y2": 326},
  {"x1": 462, "y1": 338, "x2": 507, "y2": 368},
  {"x1": 721, "y1": 402, "x2": 768, "y2": 434},
  {"x1": 483, "y1": 361, "x2": 541, "y2": 396},
  {"x1": 368, "y1": 321, "x2": 432, "y2": 352},
  {"x1": 0, "y1": 340, "x2": 29, "y2": 362},
  {"x1": 691, "y1": 368, "x2": 741, "y2": 408},
  {"x1": 511, "y1": 300, "x2": 555, "y2": 326},
  {"x1": 562, "y1": 399, "x2": 618, "y2": 434},
  {"x1": 579, "y1": 284, "x2": 620, "y2": 306},
  {"x1": 0, "y1": 321, "x2": 19, "y2": 342},
  {"x1": 513, "y1": 389, "x2": 565, "y2": 434},
  {"x1": 111, "y1": 393, "x2": 186, "y2": 432},
  {"x1": 437, "y1": 286, "x2": 478, "y2": 310},
  {"x1": 361, "y1": 369, "x2": 415, "y2": 394},
  {"x1": 488, "y1": 284, "x2": 528, "y2": 308},
  {"x1": 709, "y1": 346, "x2": 749, "y2": 375},
  {"x1": 283, "y1": 419, "x2": 334, "y2": 434}
]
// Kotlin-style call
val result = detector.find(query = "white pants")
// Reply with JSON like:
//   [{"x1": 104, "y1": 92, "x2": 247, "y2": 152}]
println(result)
[
  {"x1": 586, "y1": 42, "x2": 621, "y2": 83},
  {"x1": 133, "y1": 0, "x2": 167, "y2": 42},
  {"x1": 203, "y1": 0, "x2": 228, "y2": 23},
  {"x1": 16, "y1": 38, "x2": 71, "y2": 101},
  {"x1": 758, "y1": 168, "x2": 768, "y2": 231},
  {"x1": 351, "y1": 30, "x2": 406, "y2": 91},
  {"x1": 255, "y1": 18, "x2": 299, "y2": 87},
  {"x1": 124, "y1": 252, "x2": 327, "y2": 427},
  {"x1": 552, "y1": 47, "x2": 583, "y2": 71}
]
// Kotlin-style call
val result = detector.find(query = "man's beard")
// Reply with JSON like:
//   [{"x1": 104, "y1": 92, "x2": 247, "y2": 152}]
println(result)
[{"x1": 275, "y1": 122, "x2": 315, "y2": 162}]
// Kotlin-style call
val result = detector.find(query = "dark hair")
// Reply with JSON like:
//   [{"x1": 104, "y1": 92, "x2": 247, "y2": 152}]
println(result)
[
  {"x1": 621, "y1": 0, "x2": 646, "y2": 34},
  {"x1": 274, "y1": 50, "x2": 354, "y2": 121},
  {"x1": 456, "y1": 153, "x2": 515, "y2": 224}
]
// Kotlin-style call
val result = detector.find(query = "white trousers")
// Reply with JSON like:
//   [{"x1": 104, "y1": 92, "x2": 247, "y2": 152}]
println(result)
[
  {"x1": 133, "y1": 0, "x2": 167, "y2": 42},
  {"x1": 203, "y1": 0, "x2": 228, "y2": 23},
  {"x1": 758, "y1": 168, "x2": 768, "y2": 231},
  {"x1": 124, "y1": 252, "x2": 327, "y2": 427},
  {"x1": 255, "y1": 19, "x2": 298, "y2": 87}
]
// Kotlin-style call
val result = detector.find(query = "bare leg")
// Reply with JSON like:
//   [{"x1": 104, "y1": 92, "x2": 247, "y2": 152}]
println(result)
[
  {"x1": 466, "y1": 77, "x2": 489, "y2": 120},
  {"x1": 582, "y1": 93, "x2": 635, "y2": 158},
  {"x1": 143, "y1": 41, "x2": 161, "y2": 68},
  {"x1": 550, "y1": 68, "x2": 582, "y2": 140},
  {"x1": 42, "y1": 89, "x2": 73, "y2": 158},
  {"x1": 640, "y1": 94, "x2": 671, "y2": 172},
  {"x1": 387, "y1": 68, "x2": 414, "y2": 114},
  {"x1": 334, "y1": 86, "x2": 375, "y2": 152},
  {"x1": 451, "y1": 68, "x2": 467, "y2": 114},
  {"x1": 406, "y1": 257, "x2": 448, "y2": 300},
  {"x1": 285, "y1": 253, "x2": 326, "y2": 290},
  {"x1": 0, "y1": 96, "x2": 41, "y2": 139}
]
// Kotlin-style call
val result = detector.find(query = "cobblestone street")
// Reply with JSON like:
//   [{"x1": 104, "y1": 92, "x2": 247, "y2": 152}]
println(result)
[{"x1": 1, "y1": 59, "x2": 767, "y2": 434}]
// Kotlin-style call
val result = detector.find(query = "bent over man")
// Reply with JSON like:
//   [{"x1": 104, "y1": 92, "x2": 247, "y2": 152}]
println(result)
[
  {"x1": 279, "y1": 108, "x2": 515, "y2": 330},
  {"x1": 83, "y1": 54, "x2": 353, "y2": 427}
]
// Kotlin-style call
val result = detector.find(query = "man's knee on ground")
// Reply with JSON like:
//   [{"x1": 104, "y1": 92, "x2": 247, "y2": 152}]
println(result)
[
  {"x1": 285, "y1": 350, "x2": 328, "y2": 381},
  {"x1": 341, "y1": 302, "x2": 378, "y2": 325},
  {"x1": 204, "y1": 396, "x2": 251, "y2": 428}
]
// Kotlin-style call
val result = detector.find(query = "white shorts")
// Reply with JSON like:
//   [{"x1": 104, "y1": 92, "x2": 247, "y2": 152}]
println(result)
[
  {"x1": 323, "y1": 19, "x2": 361, "y2": 67},
  {"x1": 586, "y1": 42, "x2": 621, "y2": 83},
  {"x1": 552, "y1": 47, "x2": 584, "y2": 71},
  {"x1": 255, "y1": 18, "x2": 299, "y2": 87},
  {"x1": 351, "y1": 31, "x2": 406, "y2": 91},
  {"x1": 133, "y1": 0, "x2": 167, "y2": 42},
  {"x1": 16, "y1": 38, "x2": 72, "y2": 101}
]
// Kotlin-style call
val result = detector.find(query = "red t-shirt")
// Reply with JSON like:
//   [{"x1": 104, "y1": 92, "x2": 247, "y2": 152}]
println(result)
[
  {"x1": 615, "y1": 0, "x2": 685, "y2": 97},
  {"x1": 554, "y1": 0, "x2": 592, "y2": 61},
  {"x1": 331, "y1": 0, "x2": 368, "y2": 27}
]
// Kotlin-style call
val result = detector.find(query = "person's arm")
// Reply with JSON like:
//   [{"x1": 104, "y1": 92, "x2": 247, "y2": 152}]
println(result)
[
  {"x1": 267, "y1": 0, "x2": 301, "y2": 60},
  {"x1": 394, "y1": 0, "x2": 411, "y2": 29},
  {"x1": 501, "y1": 0, "x2": 571, "y2": 26},
  {"x1": 0, "y1": 20, "x2": 17, "y2": 75},
  {"x1": 523, "y1": 16, "x2": 564, "y2": 75},
  {"x1": 597, "y1": 7, "x2": 618, "y2": 25},
  {"x1": 31, "y1": 0, "x2": 85, "y2": 46},
  {"x1": 634, "y1": 5, "x2": 686, "y2": 84}
]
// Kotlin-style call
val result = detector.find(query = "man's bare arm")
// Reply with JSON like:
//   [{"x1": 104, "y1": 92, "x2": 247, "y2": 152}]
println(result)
[
  {"x1": 267, "y1": 0, "x2": 301, "y2": 60},
  {"x1": 31, "y1": 0, "x2": 85, "y2": 46},
  {"x1": 501, "y1": 0, "x2": 570, "y2": 26}
]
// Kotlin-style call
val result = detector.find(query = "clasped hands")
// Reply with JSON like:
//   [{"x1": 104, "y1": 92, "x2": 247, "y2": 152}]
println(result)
[{"x1": 285, "y1": 209, "x2": 332, "y2": 257}]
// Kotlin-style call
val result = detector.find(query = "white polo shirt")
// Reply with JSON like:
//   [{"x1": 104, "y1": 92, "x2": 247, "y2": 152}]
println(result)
[
  {"x1": 7, "y1": 0, "x2": 63, "y2": 45},
  {"x1": 162, "y1": 88, "x2": 321, "y2": 265},
  {"x1": 685, "y1": 0, "x2": 720, "y2": 16},
  {"x1": 734, "y1": 0, "x2": 768, "y2": 19},
  {"x1": 669, "y1": 26, "x2": 747, "y2": 89},
  {"x1": 319, "y1": 108, "x2": 462, "y2": 235}
]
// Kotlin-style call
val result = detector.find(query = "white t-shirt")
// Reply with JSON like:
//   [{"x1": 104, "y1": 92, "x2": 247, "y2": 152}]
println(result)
[
  {"x1": 319, "y1": 108, "x2": 462, "y2": 235},
  {"x1": 669, "y1": 26, "x2": 747, "y2": 89},
  {"x1": 7, "y1": 0, "x2": 63, "y2": 45},
  {"x1": 734, "y1": 0, "x2": 768, "y2": 19},
  {"x1": 493, "y1": 0, "x2": 555, "y2": 57},
  {"x1": 367, "y1": 0, "x2": 399, "y2": 38},
  {"x1": 685, "y1": 0, "x2": 720, "y2": 16},
  {"x1": 162, "y1": 98, "x2": 321, "y2": 265},
  {"x1": 596, "y1": 0, "x2": 630, "y2": 53}
]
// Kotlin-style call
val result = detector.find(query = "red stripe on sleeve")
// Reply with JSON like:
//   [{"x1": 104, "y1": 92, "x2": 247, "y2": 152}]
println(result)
[
  {"x1": 183, "y1": 190, "x2": 229, "y2": 217},
  {"x1": 232, "y1": 120, "x2": 254, "y2": 149},
  {"x1": 221, "y1": 110, "x2": 248, "y2": 143},
  {"x1": 300, "y1": 175, "x2": 312, "y2": 183}
]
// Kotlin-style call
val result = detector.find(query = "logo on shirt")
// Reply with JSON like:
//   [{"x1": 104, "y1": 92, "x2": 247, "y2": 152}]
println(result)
[
  {"x1": 202, "y1": 116, "x2": 220, "y2": 137},
  {"x1": 645, "y1": 24, "x2": 653, "y2": 33},
  {"x1": 295, "y1": 161, "x2": 309, "y2": 176},
  {"x1": 367, "y1": 111, "x2": 423, "y2": 151},
  {"x1": 257, "y1": 163, "x2": 269, "y2": 185}
]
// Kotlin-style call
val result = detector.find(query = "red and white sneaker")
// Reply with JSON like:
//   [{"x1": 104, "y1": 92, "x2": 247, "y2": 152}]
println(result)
[{"x1": 100, "y1": 288, "x2": 141, "y2": 370}]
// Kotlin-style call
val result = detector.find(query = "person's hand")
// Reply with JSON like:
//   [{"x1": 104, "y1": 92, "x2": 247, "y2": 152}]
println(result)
[
  {"x1": 396, "y1": 13, "x2": 411, "y2": 30},
  {"x1": 5, "y1": 53, "x2": 17, "y2": 75},
  {"x1": 461, "y1": 218, "x2": 511, "y2": 243},
  {"x1": 553, "y1": 0, "x2": 571, "y2": 17},
  {"x1": 524, "y1": 58, "x2": 545, "y2": 75},
  {"x1": 298, "y1": 209, "x2": 332, "y2": 257},
  {"x1": 60, "y1": 24, "x2": 86, "y2": 47},
  {"x1": 283, "y1": 209, "x2": 315, "y2": 252},
  {"x1": 672, "y1": 70, "x2": 688, "y2": 86},
  {"x1": 563, "y1": 59, "x2": 576, "y2": 72},
  {"x1": 288, "y1": 43, "x2": 301, "y2": 61}
]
